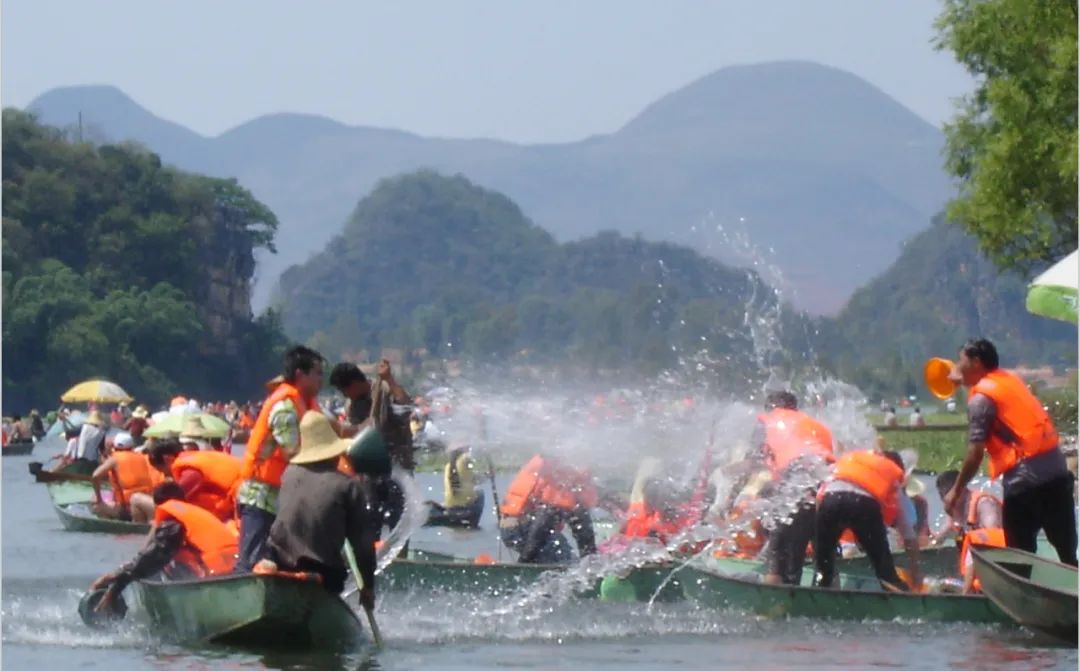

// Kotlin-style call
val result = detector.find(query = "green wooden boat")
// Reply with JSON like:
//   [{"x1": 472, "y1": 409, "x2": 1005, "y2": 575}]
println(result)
[
  {"x1": 381, "y1": 549, "x2": 685, "y2": 601},
  {"x1": 836, "y1": 544, "x2": 959, "y2": 580},
  {"x1": 135, "y1": 573, "x2": 367, "y2": 650},
  {"x1": 46, "y1": 480, "x2": 150, "y2": 534},
  {"x1": 705, "y1": 555, "x2": 882, "y2": 591},
  {"x1": 682, "y1": 565, "x2": 1008, "y2": 624},
  {"x1": 53, "y1": 501, "x2": 151, "y2": 535},
  {"x1": 971, "y1": 546, "x2": 1078, "y2": 642}
]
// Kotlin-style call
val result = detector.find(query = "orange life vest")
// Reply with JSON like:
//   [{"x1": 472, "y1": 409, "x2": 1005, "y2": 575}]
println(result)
[
  {"x1": 500, "y1": 455, "x2": 597, "y2": 517},
  {"x1": 758, "y1": 408, "x2": 834, "y2": 476},
  {"x1": 239, "y1": 383, "x2": 318, "y2": 489},
  {"x1": 108, "y1": 451, "x2": 164, "y2": 506},
  {"x1": 154, "y1": 500, "x2": 239, "y2": 577},
  {"x1": 969, "y1": 369, "x2": 1059, "y2": 479},
  {"x1": 960, "y1": 490, "x2": 1003, "y2": 531},
  {"x1": 959, "y1": 527, "x2": 1007, "y2": 592},
  {"x1": 727, "y1": 499, "x2": 767, "y2": 558},
  {"x1": 830, "y1": 450, "x2": 905, "y2": 525},
  {"x1": 173, "y1": 451, "x2": 242, "y2": 520}
]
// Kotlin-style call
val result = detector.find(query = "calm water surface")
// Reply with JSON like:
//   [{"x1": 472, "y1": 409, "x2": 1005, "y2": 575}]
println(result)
[{"x1": 3, "y1": 451, "x2": 1076, "y2": 670}]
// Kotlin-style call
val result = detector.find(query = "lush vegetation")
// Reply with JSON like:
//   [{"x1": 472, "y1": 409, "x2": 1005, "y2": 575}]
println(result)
[
  {"x1": 816, "y1": 215, "x2": 1076, "y2": 401},
  {"x1": 276, "y1": 170, "x2": 819, "y2": 391},
  {"x1": 935, "y1": 0, "x2": 1077, "y2": 272},
  {"x1": 2, "y1": 110, "x2": 289, "y2": 411}
]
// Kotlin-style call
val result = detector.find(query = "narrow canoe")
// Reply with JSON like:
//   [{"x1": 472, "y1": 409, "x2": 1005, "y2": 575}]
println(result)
[
  {"x1": 682, "y1": 565, "x2": 1008, "y2": 624},
  {"x1": 3, "y1": 440, "x2": 35, "y2": 456},
  {"x1": 705, "y1": 555, "x2": 882, "y2": 591},
  {"x1": 381, "y1": 550, "x2": 684, "y2": 601},
  {"x1": 971, "y1": 545, "x2": 1078, "y2": 643},
  {"x1": 53, "y1": 501, "x2": 150, "y2": 535},
  {"x1": 135, "y1": 573, "x2": 367, "y2": 650}
]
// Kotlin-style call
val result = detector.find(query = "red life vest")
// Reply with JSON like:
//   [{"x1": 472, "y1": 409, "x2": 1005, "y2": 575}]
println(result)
[
  {"x1": 758, "y1": 408, "x2": 834, "y2": 476},
  {"x1": 239, "y1": 383, "x2": 318, "y2": 488},
  {"x1": 172, "y1": 451, "x2": 242, "y2": 520},
  {"x1": 154, "y1": 500, "x2": 239, "y2": 577},
  {"x1": 500, "y1": 455, "x2": 597, "y2": 517},
  {"x1": 829, "y1": 450, "x2": 904, "y2": 525},
  {"x1": 969, "y1": 369, "x2": 1059, "y2": 479}
]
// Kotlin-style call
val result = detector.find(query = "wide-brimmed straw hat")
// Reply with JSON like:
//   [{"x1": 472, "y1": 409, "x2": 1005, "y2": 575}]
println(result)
[
  {"x1": 293, "y1": 411, "x2": 350, "y2": 465},
  {"x1": 131, "y1": 405, "x2": 150, "y2": 419}
]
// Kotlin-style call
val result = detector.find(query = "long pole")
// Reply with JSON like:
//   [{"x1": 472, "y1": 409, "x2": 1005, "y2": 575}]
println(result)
[
  {"x1": 487, "y1": 457, "x2": 503, "y2": 561},
  {"x1": 343, "y1": 543, "x2": 383, "y2": 649}
]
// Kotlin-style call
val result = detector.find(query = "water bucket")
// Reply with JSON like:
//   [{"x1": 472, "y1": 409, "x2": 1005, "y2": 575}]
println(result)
[
  {"x1": 346, "y1": 426, "x2": 391, "y2": 476},
  {"x1": 78, "y1": 588, "x2": 127, "y2": 628},
  {"x1": 923, "y1": 357, "x2": 957, "y2": 399}
]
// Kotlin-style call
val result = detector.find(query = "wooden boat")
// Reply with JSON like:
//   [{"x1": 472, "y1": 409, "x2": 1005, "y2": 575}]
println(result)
[
  {"x1": 52, "y1": 499, "x2": 150, "y2": 535},
  {"x1": 3, "y1": 439, "x2": 35, "y2": 456},
  {"x1": 46, "y1": 481, "x2": 97, "y2": 506},
  {"x1": 381, "y1": 549, "x2": 685, "y2": 601},
  {"x1": 135, "y1": 573, "x2": 367, "y2": 650},
  {"x1": 971, "y1": 546, "x2": 1078, "y2": 642},
  {"x1": 705, "y1": 555, "x2": 882, "y2": 591},
  {"x1": 681, "y1": 564, "x2": 1008, "y2": 624},
  {"x1": 836, "y1": 543, "x2": 959, "y2": 580},
  {"x1": 30, "y1": 459, "x2": 97, "y2": 481}
]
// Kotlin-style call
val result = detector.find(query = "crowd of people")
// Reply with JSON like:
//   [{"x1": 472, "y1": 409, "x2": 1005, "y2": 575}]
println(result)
[{"x1": 30, "y1": 336, "x2": 1073, "y2": 618}]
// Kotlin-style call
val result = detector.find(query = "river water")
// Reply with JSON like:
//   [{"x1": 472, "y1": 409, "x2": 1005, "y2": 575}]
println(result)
[{"x1": 3, "y1": 452, "x2": 1075, "y2": 670}]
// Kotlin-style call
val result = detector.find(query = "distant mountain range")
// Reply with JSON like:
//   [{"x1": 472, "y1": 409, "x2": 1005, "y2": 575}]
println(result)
[{"x1": 26, "y1": 61, "x2": 953, "y2": 313}]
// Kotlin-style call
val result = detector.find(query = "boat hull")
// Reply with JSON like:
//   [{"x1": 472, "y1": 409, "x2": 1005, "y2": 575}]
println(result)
[
  {"x1": 971, "y1": 546, "x2": 1078, "y2": 643},
  {"x1": 53, "y1": 501, "x2": 150, "y2": 535},
  {"x1": 3, "y1": 440, "x2": 35, "y2": 456},
  {"x1": 136, "y1": 574, "x2": 367, "y2": 650},
  {"x1": 682, "y1": 565, "x2": 1008, "y2": 624},
  {"x1": 381, "y1": 551, "x2": 684, "y2": 601}
]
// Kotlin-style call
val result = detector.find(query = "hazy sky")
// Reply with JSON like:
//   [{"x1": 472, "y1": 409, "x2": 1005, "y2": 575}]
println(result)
[{"x1": 2, "y1": 1, "x2": 973, "y2": 143}]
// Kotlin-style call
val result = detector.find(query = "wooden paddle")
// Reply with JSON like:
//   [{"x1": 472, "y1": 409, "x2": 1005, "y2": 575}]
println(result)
[
  {"x1": 343, "y1": 542, "x2": 383, "y2": 649},
  {"x1": 486, "y1": 456, "x2": 504, "y2": 561}
]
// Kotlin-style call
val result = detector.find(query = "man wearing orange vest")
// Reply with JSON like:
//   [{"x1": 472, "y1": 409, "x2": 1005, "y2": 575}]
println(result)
[
  {"x1": 88, "y1": 482, "x2": 239, "y2": 614},
  {"x1": 736, "y1": 391, "x2": 834, "y2": 585},
  {"x1": 89, "y1": 432, "x2": 163, "y2": 522},
  {"x1": 236, "y1": 345, "x2": 355, "y2": 572},
  {"x1": 815, "y1": 450, "x2": 922, "y2": 590},
  {"x1": 499, "y1": 454, "x2": 600, "y2": 563},
  {"x1": 171, "y1": 450, "x2": 242, "y2": 521},
  {"x1": 942, "y1": 339, "x2": 1076, "y2": 566}
]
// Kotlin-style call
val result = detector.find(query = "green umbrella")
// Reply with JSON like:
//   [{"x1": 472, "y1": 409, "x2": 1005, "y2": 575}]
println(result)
[
  {"x1": 1026, "y1": 250, "x2": 1078, "y2": 324},
  {"x1": 145, "y1": 412, "x2": 230, "y2": 439}
]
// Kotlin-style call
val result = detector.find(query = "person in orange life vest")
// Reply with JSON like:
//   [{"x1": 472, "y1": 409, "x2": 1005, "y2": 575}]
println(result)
[
  {"x1": 711, "y1": 470, "x2": 772, "y2": 559},
  {"x1": 815, "y1": 449, "x2": 922, "y2": 590},
  {"x1": 941, "y1": 339, "x2": 1076, "y2": 566},
  {"x1": 170, "y1": 449, "x2": 242, "y2": 521},
  {"x1": 729, "y1": 390, "x2": 834, "y2": 586},
  {"x1": 932, "y1": 469, "x2": 1003, "y2": 545},
  {"x1": 88, "y1": 481, "x2": 239, "y2": 615},
  {"x1": 236, "y1": 346, "x2": 357, "y2": 572},
  {"x1": 500, "y1": 454, "x2": 600, "y2": 564},
  {"x1": 90, "y1": 432, "x2": 161, "y2": 522}
]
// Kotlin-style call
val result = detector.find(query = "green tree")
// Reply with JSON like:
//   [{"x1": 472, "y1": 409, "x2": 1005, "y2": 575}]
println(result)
[{"x1": 935, "y1": 0, "x2": 1078, "y2": 271}]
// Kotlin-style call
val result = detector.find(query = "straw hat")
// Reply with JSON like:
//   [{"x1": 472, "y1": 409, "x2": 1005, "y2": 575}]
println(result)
[
  {"x1": 179, "y1": 417, "x2": 208, "y2": 438},
  {"x1": 131, "y1": 405, "x2": 149, "y2": 419},
  {"x1": 85, "y1": 411, "x2": 104, "y2": 427},
  {"x1": 293, "y1": 411, "x2": 351, "y2": 465},
  {"x1": 899, "y1": 448, "x2": 924, "y2": 497}
]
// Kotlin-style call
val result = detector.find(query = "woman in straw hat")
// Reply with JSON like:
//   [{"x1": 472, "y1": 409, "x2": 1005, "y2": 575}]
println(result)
[{"x1": 263, "y1": 411, "x2": 376, "y2": 611}]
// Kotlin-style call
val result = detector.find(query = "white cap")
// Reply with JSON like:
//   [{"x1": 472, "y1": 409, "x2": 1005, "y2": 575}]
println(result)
[{"x1": 113, "y1": 432, "x2": 135, "y2": 449}]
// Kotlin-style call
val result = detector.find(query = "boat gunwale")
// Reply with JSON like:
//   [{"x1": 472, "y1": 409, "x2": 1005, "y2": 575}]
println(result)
[
  {"x1": 970, "y1": 545, "x2": 1079, "y2": 597},
  {"x1": 684, "y1": 564, "x2": 998, "y2": 605},
  {"x1": 53, "y1": 501, "x2": 151, "y2": 534}
]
